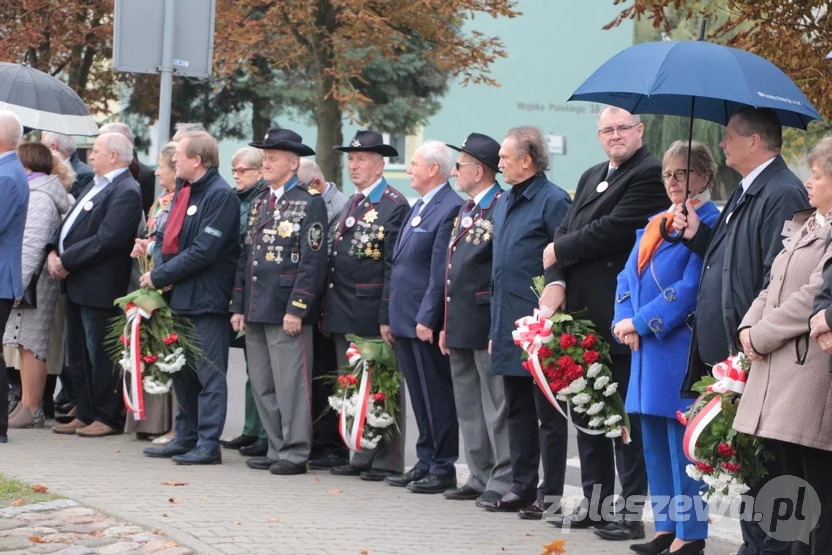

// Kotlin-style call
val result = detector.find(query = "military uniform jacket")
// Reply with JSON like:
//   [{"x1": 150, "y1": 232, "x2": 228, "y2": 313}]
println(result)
[
  {"x1": 444, "y1": 184, "x2": 502, "y2": 350},
  {"x1": 321, "y1": 178, "x2": 409, "y2": 336},
  {"x1": 230, "y1": 177, "x2": 329, "y2": 325}
]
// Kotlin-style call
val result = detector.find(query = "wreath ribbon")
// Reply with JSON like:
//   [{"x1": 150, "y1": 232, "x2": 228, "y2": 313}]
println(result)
[
  {"x1": 122, "y1": 302, "x2": 150, "y2": 421},
  {"x1": 338, "y1": 343, "x2": 372, "y2": 452}
]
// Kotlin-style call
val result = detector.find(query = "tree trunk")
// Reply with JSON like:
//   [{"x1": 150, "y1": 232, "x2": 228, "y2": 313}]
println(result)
[
  {"x1": 315, "y1": 89, "x2": 343, "y2": 189},
  {"x1": 250, "y1": 56, "x2": 273, "y2": 141}
]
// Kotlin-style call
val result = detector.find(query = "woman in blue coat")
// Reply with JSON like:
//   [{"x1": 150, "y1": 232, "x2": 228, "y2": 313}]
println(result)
[{"x1": 612, "y1": 140, "x2": 719, "y2": 555}]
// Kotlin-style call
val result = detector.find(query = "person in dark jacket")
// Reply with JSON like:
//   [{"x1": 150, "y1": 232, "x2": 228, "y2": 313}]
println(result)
[
  {"x1": 672, "y1": 106, "x2": 809, "y2": 555},
  {"x1": 140, "y1": 131, "x2": 241, "y2": 465}
]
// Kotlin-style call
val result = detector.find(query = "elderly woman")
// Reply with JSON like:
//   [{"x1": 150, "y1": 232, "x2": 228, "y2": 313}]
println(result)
[
  {"x1": 737, "y1": 137, "x2": 832, "y2": 555},
  {"x1": 613, "y1": 140, "x2": 719, "y2": 555},
  {"x1": 4, "y1": 143, "x2": 72, "y2": 428}
]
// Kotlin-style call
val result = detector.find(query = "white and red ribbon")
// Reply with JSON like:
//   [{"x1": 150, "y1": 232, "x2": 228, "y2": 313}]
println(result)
[
  {"x1": 338, "y1": 343, "x2": 372, "y2": 452},
  {"x1": 122, "y1": 302, "x2": 150, "y2": 421},
  {"x1": 708, "y1": 359, "x2": 748, "y2": 394}
]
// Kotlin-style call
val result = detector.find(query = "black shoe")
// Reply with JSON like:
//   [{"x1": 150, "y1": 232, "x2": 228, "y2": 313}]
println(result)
[
  {"x1": 407, "y1": 473, "x2": 457, "y2": 494},
  {"x1": 55, "y1": 402, "x2": 74, "y2": 415},
  {"x1": 548, "y1": 505, "x2": 595, "y2": 529},
  {"x1": 220, "y1": 434, "x2": 258, "y2": 450},
  {"x1": 0, "y1": 434, "x2": 7, "y2": 444},
  {"x1": 593, "y1": 519, "x2": 645, "y2": 541},
  {"x1": 172, "y1": 447, "x2": 222, "y2": 465},
  {"x1": 519, "y1": 498, "x2": 556, "y2": 521},
  {"x1": 269, "y1": 460, "x2": 307, "y2": 475},
  {"x1": 482, "y1": 491, "x2": 536, "y2": 513},
  {"x1": 144, "y1": 442, "x2": 195, "y2": 458},
  {"x1": 658, "y1": 539, "x2": 705, "y2": 555},
  {"x1": 238, "y1": 438, "x2": 268, "y2": 457},
  {"x1": 360, "y1": 469, "x2": 397, "y2": 482},
  {"x1": 385, "y1": 467, "x2": 428, "y2": 487},
  {"x1": 443, "y1": 484, "x2": 481, "y2": 500},
  {"x1": 631, "y1": 533, "x2": 675, "y2": 555},
  {"x1": 330, "y1": 464, "x2": 370, "y2": 476},
  {"x1": 308, "y1": 453, "x2": 349, "y2": 470},
  {"x1": 54, "y1": 413, "x2": 74, "y2": 424},
  {"x1": 246, "y1": 456, "x2": 276, "y2": 470},
  {"x1": 475, "y1": 490, "x2": 502, "y2": 508}
]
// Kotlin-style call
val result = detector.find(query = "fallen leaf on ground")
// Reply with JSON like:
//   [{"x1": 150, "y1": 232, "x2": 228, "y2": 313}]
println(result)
[
  {"x1": 58, "y1": 436, "x2": 67, "y2": 440},
  {"x1": 168, "y1": 498, "x2": 178, "y2": 504},
  {"x1": 31, "y1": 484, "x2": 48, "y2": 493},
  {"x1": 163, "y1": 481, "x2": 189, "y2": 487},
  {"x1": 525, "y1": 533, "x2": 533, "y2": 536},
  {"x1": 92, "y1": 531, "x2": 105, "y2": 537},
  {"x1": 114, "y1": 449, "x2": 121, "y2": 453},
  {"x1": 232, "y1": 521, "x2": 241, "y2": 525},
  {"x1": 29, "y1": 536, "x2": 46, "y2": 543},
  {"x1": 161, "y1": 513, "x2": 168, "y2": 518},
  {"x1": 315, "y1": 477, "x2": 320, "y2": 482},
  {"x1": 327, "y1": 489, "x2": 342, "y2": 494},
  {"x1": 360, "y1": 550, "x2": 369, "y2": 554},
  {"x1": 542, "y1": 539, "x2": 567, "y2": 555},
  {"x1": 200, "y1": 497, "x2": 208, "y2": 501},
  {"x1": 167, "y1": 541, "x2": 178, "y2": 546},
  {"x1": 268, "y1": 518, "x2": 280, "y2": 523},
  {"x1": 11, "y1": 499, "x2": 24, "y2": 507},
  {"x1": 152, "y1": 530, "x2": 165, "y2": 535}
]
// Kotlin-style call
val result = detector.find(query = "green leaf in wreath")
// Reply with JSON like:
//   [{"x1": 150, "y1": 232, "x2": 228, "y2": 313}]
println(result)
[{"x1": 550, "y1": 313, "x2": 574, "y2": 324}]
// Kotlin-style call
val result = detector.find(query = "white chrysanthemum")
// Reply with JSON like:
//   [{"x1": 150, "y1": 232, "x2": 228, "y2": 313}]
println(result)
[
  {"x1": 588, "y1": 416, "x2": 604, "y2": 428},
  {"x1": 586, "y1": 363, "x2": 603, "y2": 378},
  {"x1": 605, "y1": 429, "x2": 622, "y2": 438},
  {"x1": 604, "y1": 414, "x2": 622, "y2": 426},
  {"x1": 586, "y1": 402, "x2": 606, "y2": 415},
  {"x1": 366, "y1": 411, "x2": 395, "y2": 428},
  {"x1": 729, "y1": 481, "x2": 750, "y2": 496},
  {"x1": 556, "y1": 391, "x2": 568, "y2": 401},
  {"x1": 603, "y1": 383, "x2": 619, "y2": 397},
  {"x1": 155, "y1": 353, "x2": 186, "y2": 374},
  {"x1": 572, "y1": 393, "x2": 592, "y2": 406},
  {"x1": 567, "y1": 377, "x2": 587, "y2": 393},
  {"x1": 360, "y1": 435, "x2": 380, "y2": 450},
  {"x1": 328, "y1": 396, "x2": 344, "y2": 411},
  {"x1": 594, "y1": 375, "x2": 610, "y2": 390},
  {"x1": 572, "y1": 405, "x2": 587, "y2": 413},
  {"x1": 143, "y1": 376, "x2": 172, "y2": 394},
  {"x1": 686, "y1": 464, "x2": 703, "y2": 481}
]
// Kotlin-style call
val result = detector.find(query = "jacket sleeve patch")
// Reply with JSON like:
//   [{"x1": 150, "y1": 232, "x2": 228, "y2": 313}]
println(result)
[
  {"x1": 205, "y1": 226, "x2": 222, "y2": 238},
  {"x1": 308, "y1": 222, "x2": 324, "y2": 251}
]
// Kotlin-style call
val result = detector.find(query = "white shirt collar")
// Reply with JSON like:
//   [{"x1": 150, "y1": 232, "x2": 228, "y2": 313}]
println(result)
[
  {"x1": 359, "y1": 176, "x2": 384, "y2": 197},
  {"x1": 420, "y1": 182, "x2": 447, "y2": 206},
  {"x1": 97, "y1": 167, "x2": 128, "y2": 185},
  {"x1": 740, "y1": 157, "x2": 777, "y2": 193},
  {"x1": 271, "y1": 185, "x2": 285, "y2": 201},
  {"x1": 472, "y1": 183, "x2": 497, "y2": 206},
  {"x1": 816, "y1": 210, "x2": 826, "y2": 228}
]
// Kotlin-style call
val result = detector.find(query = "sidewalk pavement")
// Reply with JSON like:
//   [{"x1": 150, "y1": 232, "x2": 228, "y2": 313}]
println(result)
[{"x1": 1, "y1": 429, "x2": 741, "y2": 555}]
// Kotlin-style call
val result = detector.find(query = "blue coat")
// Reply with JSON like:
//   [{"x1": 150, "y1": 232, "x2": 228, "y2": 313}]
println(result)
[
  {"x1": 0, "y1": 153, "x2": 29, "y2": 300},
  {"x1": 613, "y1": 201, "x2": 720, "y2": 418},
  {"x1": 490, "y1": 175, "x2": 571, "y2": 376},
  {"x1": 389, "y1": 183, "x2": 463, "y2": 338}
]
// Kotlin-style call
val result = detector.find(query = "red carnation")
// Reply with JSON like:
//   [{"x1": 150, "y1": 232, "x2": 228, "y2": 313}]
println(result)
[
  {"x1": 372, "y1": 393, "x2": 386, "y2": 402},
  {"x1": 581, "y1": 334, "x2": 597, "y2": 349},
  {"x1": 346, "y1": 374, "x2": 358, "y2": 385},
  {"x1": 338, "y1": 375, "x2": 348, "y2": 387},
  {"x1": 582, "y1": 350, "x2": 600, "y2": 365},
  {"x1": 163, "y1": 333, "x2": 179, "y2": 346},
  {"x1": 537, "y1": 346, "x2": 554, "y2": 359},
  {"x1": 141, "y1": 355, "x2": 158, "y2": 364},
  {"x1": 549, "y1": 379, "x2": 570, "y2": 393},
  {"x1": 718, "y1": 443, "x2": 737, "y2": 458},
  {"x1": 695, "y1": 462, "x2": 714, "y2": 474},
  {"x1": 722, "y1": 462, "x2": 742, "y2": 473},
  {"x1": 557, "y1": 355, "x2": 574, "y2": 370},
  {"x1": 560, "y1": 334, "x2": 577, "y2": 350},
  {"x1": 565, "y1": 366, "x2": 584, "y2": 381}
]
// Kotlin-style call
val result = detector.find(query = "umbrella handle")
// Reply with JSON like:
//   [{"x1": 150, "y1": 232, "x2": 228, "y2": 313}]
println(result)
[{"x1": 659, "y1": 218, "x2": 684, "y2": 243}]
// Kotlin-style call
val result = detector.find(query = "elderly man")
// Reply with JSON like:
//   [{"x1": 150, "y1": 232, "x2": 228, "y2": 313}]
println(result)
[
  {"x1": 42, "y1": 131, "x2": 94, "y2": 197},
  {"x1": 140, "y1": 131, "x2": 240, "y2": 465},
  {"x1": 0, "y1": 111, "x2": 29, "y2": 443},
  {"x1": 47, "y1": 133, "x2": 143, "y2": 438},
  {"x1": 230, "y1": 128, "x2": 329, "y2": 475},
  {"x1": 99, "y1": 123, "x2": 156, "y2": 216},
  {"x1": 439, "y1": 132, "x2": 511, "y2": 505},
  {"x1": 674, "y1": 107, "x2": 808, "y2": 555},
  {"x1": 323, "y1": 130, "x2": 409, "y2": 480},
  {"x1": 385, "y1": 140, "x2": 463, "y2": 494},
  {"x1": 482, "y1": 126, "x2": 571, "y2": 518}
]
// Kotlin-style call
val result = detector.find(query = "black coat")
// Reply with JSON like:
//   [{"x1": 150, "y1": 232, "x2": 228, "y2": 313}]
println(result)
[
  {"x1": 151, "y1": 168, "x2": 241, "y2": 316},
  {"x1": 681, "y1": 155, "x2": 809, "y2": 394},
  {"x1": 812, "y1": 257, "x2": 832, "y2": 373},
  {"x1": 132, "y1": 155, "x2": 157, "y2": 217},
  {"x1": 48, "y1": 169, "x2": 143, "y2": 308},
  {"x1": 443, "y1": 184, "x2": 502, "y2": 350},
  {"x1": 67, "y1": 151, "x2": 94, "y2": 198},
  {"x1": 545, "y1": 145, "x2": 667, "y2": 355},
  {"x1": 230, "y1": 180, "x2": 329, "y2": 325}
]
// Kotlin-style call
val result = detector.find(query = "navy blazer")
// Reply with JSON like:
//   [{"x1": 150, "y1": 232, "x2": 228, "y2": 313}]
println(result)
[
  {"x1": 389, "y1": 183, "x2": 463, "y2": 338},
  {"x1": 0, "y1": 153, "x2": 29, "y2": 300}
]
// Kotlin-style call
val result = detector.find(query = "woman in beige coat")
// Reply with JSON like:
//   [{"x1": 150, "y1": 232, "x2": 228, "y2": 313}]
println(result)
[{"x1": 735, "y1": 137, "x2": 832, "y2": 554}]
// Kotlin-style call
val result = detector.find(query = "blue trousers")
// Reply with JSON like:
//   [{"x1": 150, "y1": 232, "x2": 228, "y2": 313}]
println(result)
[
  {"x1": 172, "y1": 314, "x2": 230, "y2": 451},
  {"x1": 642, "y1": 414, "x2": 708, "y2": 540}
]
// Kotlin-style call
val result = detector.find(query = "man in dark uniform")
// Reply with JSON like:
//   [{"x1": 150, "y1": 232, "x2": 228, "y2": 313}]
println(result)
[
  {"x1": 140, "y1": 130, "x2": 240, "y2": 465},
  {"x1": 322, "y1": 130, "x2": 409, "y2": 481},
  {"x1": 438, "y1": 133, "x2": 511, "y2": 507},
  {"x1": 230, "y1": 128, "x2": 329, "y2": 476}
]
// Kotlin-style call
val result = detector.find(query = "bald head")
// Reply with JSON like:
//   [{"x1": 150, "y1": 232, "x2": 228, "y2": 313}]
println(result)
[
  {"x1": 0, "y1": 111, "x2": 23, "y2": 153},
  {"x1": 89, "y1": 132, "x2": 132, "y2": 177}
]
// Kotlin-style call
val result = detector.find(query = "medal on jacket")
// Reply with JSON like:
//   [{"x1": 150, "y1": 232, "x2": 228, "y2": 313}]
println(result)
[
  {"x1": 461, "y1": 216, "x2": 473, "y2": 229},
  {"x1": 596, "y1": 181, "x2": 609, "y2": 193},
  {"x1": 187, "y1": 205, "x2": 197, "y2": 216},
  {"x1": 345, "y1": 216, "x2": 356, "y2": 229},
  {"x1": 411, "y1": 215, "x2": 422, "y2": 227},
  {"x1": 83, "y1": 201, "x2": 94, "y2": 211},
  {"x1": 291, "y1": 245, "x2": 299, "y2": 264}
]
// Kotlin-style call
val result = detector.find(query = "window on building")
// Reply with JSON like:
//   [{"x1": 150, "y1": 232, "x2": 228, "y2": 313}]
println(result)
[{"x1": 382, "y1": 133, "x2": 407, "y2": 169}]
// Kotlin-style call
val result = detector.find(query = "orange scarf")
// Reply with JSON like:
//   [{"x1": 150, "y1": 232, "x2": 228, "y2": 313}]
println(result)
[{"x1": 637, "y1": 198, "x2": 702, "y2": 276}]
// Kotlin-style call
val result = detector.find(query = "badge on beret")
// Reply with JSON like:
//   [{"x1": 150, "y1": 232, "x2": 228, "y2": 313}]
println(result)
[
  {"x1": 308, "y1": 222, "x2": 324, "y2": 251},
  {"x1": 596, "y1": 181, "x2": 609, "y2": 194},
  {"x1": 187, "y1": 205, "x2": 198, "y2": 216},
  {"x1": 411, "y1": 216, "x2": 422, "y2": 227},
  {"x1": 345, "y1": 216, "x2": 356, "y2": 229},
  {"x1": 83, "y1": 201, "x2": 94, "y2": 211},
  {"x1": 461, "y1": 216, "x2": 474, "y2": 229}
]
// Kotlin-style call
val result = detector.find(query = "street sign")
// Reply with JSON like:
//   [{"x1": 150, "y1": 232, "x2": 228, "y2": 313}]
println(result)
[{"x1": 113, "y1": 0, "x2": 216, "y2": 78}]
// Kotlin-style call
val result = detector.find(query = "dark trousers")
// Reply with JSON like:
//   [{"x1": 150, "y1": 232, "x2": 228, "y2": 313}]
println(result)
[
  {"x1": 65, "y1": 299, "x2": 124, "y2": 430},
  {"x1": 395, "y1": 336, "x2": 458, "y2": 476},
  {"x1": 574, "y1": 354, "x2": 647, "y2": 519},
  {"x1": 310, "y1": 326, "x2": 347, "y2": 459},
  {"x1": 503, "y1": 374, "x2": 568, "y2": 500},
  {"x1": 173, "y1": 314, "x2": 230, "y2": 451},
  {"x1": 0, "y1": 298, "x2": 12, "y2": 439}
]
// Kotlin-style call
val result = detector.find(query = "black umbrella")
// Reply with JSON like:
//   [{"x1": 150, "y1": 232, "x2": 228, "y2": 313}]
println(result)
[{"x1": 0, "y1": 62, "x2": 98, "y2": 136}]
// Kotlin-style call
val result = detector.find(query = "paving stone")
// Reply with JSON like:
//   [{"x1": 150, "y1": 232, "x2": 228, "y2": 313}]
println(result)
[
  {"x1": 48, "y1": 508, "x2": 96, "y2": 519},
  {"x1": 52, "y1": 547, "x2": 96, "y2": 555},
  {"x1": 0, "y1": 521, "x2": 23, "y2": 532},
  {"x1": 38, "y1": 533, "x2": 85, "y2": 543},
  {"x1": 154, "y1": 549, "x2": 192, "y2": 555},
  {"x1": 98, "y1": 542, "x2": 142, "y2": 554},
  {"x1": 74, "y1": 536, "x2": 120, "y2": 548},
  {"x1": 1, "y1": 526, "x2": 59, "y2": 537},
  {"x1": 0, "y1": 537, "x2": 31, "y2": 552},
  {"x1": 0, "y1": 500, "x2": 78, "y2": 518},
  {"x1": 139, "y1": 541, "x2": 172, "y2": 554},
  {"x1": 55, "y1": 525, "x2": 97, "y2": 534},
  {"x1": 127, "y1": 533, "x2": 161, "y2": 544},
  {"x1": 104, "y1": 526, "x2": 144, "y2": 536},
  {"x1": 26, "y1": 545, "x2": 70, "y2": 554}
]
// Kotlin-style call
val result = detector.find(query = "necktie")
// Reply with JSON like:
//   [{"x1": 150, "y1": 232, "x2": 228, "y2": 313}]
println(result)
[
  {"x1": 268, "y1": 192, "x2": 276, "y2": 213},
  {"x1": 411, "y1": 198, "x2": 424, "y2": 219},
  {"x1": 349, "y1": 193, "x2": 366, "y2": 216},
  {"x1": 727, "y1": 186, "x2": 744, "y2": 214},
  {"x1": 605, "y1": 166, "x2": 617, "y2": 180},
  {"x1": 161, "y1": 182, "x2": 192, "y2": 257},
  {"x1": 458, "y1": 199, "x2": 476, "y2": 230}
]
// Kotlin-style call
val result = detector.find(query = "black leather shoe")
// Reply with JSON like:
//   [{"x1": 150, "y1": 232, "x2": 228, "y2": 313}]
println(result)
[
  {"x1": 330, "y1": 464, "x2": 370, "y2": 476},
  {"x1": 308, "y1": 453, "x2": 349, "y2": 470},
  {"x1": 658, "y1": 539, "x2": 705, "y2": 555},
  {"x1": 548, "y1": 505, "x2": 595, "y2": 529},
  {"x1": 144, "y1": 442, "x2": 195, "y2": 458},
  {"x1": 360, "y1": 469, "x2": 397, "y2": 482},
  {"x1": 246, "y1": 456, "x2": 276, "y2": 470},
  {"x1": 55, "y1": 401, "x2": 75, "y2": 415},
  {"x1": 519, "y1": 498, "x2": 556, "y2": 520},
  {"x1": 593, "y1": 518, "x2": 645, "y2": 541},
  {"x1": 630, "y1": 533, "x2": 675, "y2": 555},
  {"x1": 384, "y1": 467, "x2": 428, "y2": 487},
  {"x1": 269, "y1": 460, "x2": 307, "y2": 475},
  {"x1": 443, "y1": 484, "x2": 481, "y2": 500},
  {"x1": 239, "y1": 438, "x2": 268, "y2": 457},
  {"x1": 220, "y1": 434, "x2": 258, "y2": 450},
  {"x1": 407, "y1": 473, "x2": 457, "y2": 494},
  {"x1": 172, "y1": 447, "x2": 222, "y2": 465},
  {"x1": 482, "y1": 491, "x2": 536, "y2": 513},
  {"x1": 475, "y1": 490, "x2": 502, "y2": 508},
  {"x1": 0, "y1": 434, "x2": 7, "y2": 444}
]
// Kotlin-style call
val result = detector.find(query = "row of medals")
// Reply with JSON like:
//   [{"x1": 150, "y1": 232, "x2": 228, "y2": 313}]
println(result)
[
  {"x1": 345, "y1": 206, "x2": 385, "y2": 260},
  {"x1": 248, "y1": 200, "x2": 304, "y2": 264},
  {"x1": 453, "y1": 214, "x2": 492, "y2": 245}
]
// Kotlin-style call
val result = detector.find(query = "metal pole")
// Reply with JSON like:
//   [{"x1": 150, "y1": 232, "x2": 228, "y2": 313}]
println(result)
[{"x1": 157, "y1": 0, "x2": 175, "y2": 150}]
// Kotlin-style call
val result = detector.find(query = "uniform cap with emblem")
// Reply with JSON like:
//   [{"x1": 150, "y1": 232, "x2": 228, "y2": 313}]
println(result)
[
  {"x1": 333, "y1": 130, "x2": 398, "y2": 157},
  {"x1": 250, "y1": 128, "x2": 315, "y2": 156},
  {"x1": 446, "y1": 132, "x2": 501, "y2": 173}
]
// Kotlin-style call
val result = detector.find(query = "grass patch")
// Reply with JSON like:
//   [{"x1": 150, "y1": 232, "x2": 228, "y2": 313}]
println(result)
[{"x1": 0, "y1": 474, "x2": 61, "y2": 508}]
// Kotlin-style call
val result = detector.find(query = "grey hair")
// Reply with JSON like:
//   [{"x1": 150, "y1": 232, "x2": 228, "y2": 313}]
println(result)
[
  {"x1": 99, "y1": 132, "x2": 134, "y2": 163},
  {"x1": 597, "y1": 105, "x2": 641, "y2": 126},
  {"x1": 809, "y1": 137, "x2": 832, "y2": 178},
  {"x1": 505, "y1": 126, "x2": 550, "y2": 173},
  {"x1": 662, "y1": 140, "x2": 717, "y2": 187},
  {"x1": 158, "y1": 141, "x2": 178, "y2": 170},
  {"x1": 173, "y1": 122, "x2": 206, "y2": 142},
  {"x1": 297, "y1": 158, "x2": 325, "y2": 185},
  {"x1": 0, "y1": 111, "x2": 23, "y2": 148},
  {"x1": 231, "y1": 147, "x2": 264, "y2": 170},
  {"x1": 41, "y1": 131, "x2": 77, "y2": 157},
  {"x1": 415, "y1": 140, "x2": 453, "y2": 179},
  {"x1": 99, "y1": 122, "x2": 135, "y2": 145}
]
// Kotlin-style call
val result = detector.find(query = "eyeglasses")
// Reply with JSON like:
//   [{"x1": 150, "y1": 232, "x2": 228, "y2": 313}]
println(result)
[
  {"x1": 231, "y1": 167, "x2": 257, "y2": 175},
  {"x1": 455, "y1": 162, "x2": 479, "y2": 171},
  {"x1": 597, "y1": 124, "x2": 639, "y2": 137},
  {"x1": 661, "y1": 169, "x2": 697, "y2": 183}
]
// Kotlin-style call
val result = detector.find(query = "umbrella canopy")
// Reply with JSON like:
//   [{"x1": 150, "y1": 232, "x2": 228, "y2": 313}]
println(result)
[
  {"x1": 0, "y1": 62, "x2": 99, "y2": 136},
  {"x1": 569, "y1": 40, "x2": 823, "y2": 129}
]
